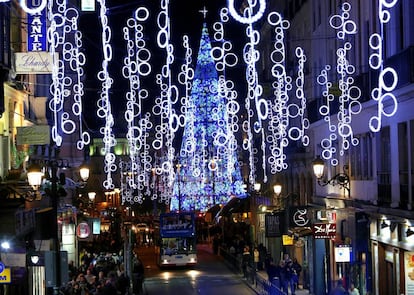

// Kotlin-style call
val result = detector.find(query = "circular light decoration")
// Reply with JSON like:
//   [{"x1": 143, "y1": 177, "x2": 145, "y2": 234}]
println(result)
[
  {"x1": 20, "y1": 0, "x2": 47, "y2": 15},
  {"x1": 368, "y1": 0, "x2": 399, "y2": 132},
  {"x1": 121, "y1": 7, "x2": 152, "y2": 199},
  {"x1": 227, "y1": 0, "x2": 266, "y2": 24},
  {"x1": 317, "y1": 2, "x2": 361, "y2": 163}
]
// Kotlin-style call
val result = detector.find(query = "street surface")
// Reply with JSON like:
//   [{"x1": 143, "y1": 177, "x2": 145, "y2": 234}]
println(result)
[{"x1": 136, "y1": 244, "x2": 256, "y2": 295}]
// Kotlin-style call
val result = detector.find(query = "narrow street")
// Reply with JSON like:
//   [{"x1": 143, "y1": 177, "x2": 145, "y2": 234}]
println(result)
[{"x1": 136, "y1": 244, "x2": 256, "y2": 295}]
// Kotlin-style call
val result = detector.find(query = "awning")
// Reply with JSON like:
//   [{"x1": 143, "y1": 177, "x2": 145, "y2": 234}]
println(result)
[{"x1": 215, "y1": 197, "x2": 250, "y2": 219}]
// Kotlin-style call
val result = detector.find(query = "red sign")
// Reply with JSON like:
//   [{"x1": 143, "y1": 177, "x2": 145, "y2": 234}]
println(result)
[
  {"x1": 312, "y1": 223, "x2": 336, "y2": 239},
  {"x1": 76, "y1": 222, "x2": 91, "y2": 239}
]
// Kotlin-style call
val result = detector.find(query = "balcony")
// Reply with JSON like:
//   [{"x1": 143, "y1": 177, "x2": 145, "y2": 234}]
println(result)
[{"x1": 385, "y1": 45, "x2": 414, "y2": 88}]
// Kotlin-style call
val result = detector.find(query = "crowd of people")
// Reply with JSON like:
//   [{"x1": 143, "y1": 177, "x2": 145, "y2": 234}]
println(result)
[
  {"x1": 222, "y1": 237, "x2": 362, "y2": 295},
  {"x1": 265, "y1": 253, "x2": 302, "y2": 295},
  {"x1": 60, "y1": 251, "x2": 144, "y2": 295},
  {"x1": 223, "y1": 237, "x2": 302, "y2": 295}
]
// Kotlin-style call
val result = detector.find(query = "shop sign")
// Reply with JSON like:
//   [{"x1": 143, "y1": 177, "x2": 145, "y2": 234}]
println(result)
[
  {"x1": 404, "y1": 252, "x2": 414, "y2": 295},
  {"x1": 81, "y1": 0, "x2": 96, "y2": 11},
  {"x1": 0, "y1": 253, "x2": 25, "y2": 267},
  {"x1": 27, "y1": 1, "x2": 47, "y2": 51},
  {"x1": 76, "y1": 222, "x2": 91, "y2": 239},
  {"x1": 282, "y1": 235, "x2": 294, "y2": 246},
  {"x1": 16, "y1": 125, "x2": 50, "y2": 145},
  {"x1": 312, "y1": 223, "x2": 336, "y2": 239},
  {"x1": 15, "y1": 52, "x2": 58, "y2": 74},
  {"x1": 289, "y1": 206, "x2": 310, "y2": 227},
  {"x1": 265, "y1": 212, "x2": 285, "y2": 237},
  {"x1": 0, "y1": 267, "x2": 11, "y2": 284},
  {"x1": 316, "y1": 210, "x2": 336, "y2": 222}
]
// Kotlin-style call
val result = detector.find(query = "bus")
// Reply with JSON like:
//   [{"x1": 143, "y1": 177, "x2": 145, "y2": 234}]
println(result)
[{"x1": 156, "y1": 212, "x2": 197, "y2": 267}]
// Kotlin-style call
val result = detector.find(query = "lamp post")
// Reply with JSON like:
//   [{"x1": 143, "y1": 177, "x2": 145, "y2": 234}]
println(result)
[
  {"x1": 312, "y1": 156, "x2": 350, "y2": 198},
  {"x1": 27, "y1": 159, "x2": 89, "y2": 294},
  {"x1": 273, "y1": 183, "x2": 282, "y2": 208}
]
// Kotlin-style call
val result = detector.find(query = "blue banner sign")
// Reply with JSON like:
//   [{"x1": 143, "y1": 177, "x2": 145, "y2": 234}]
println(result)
[{"x1": 27, "y1": 1, "x2": 47, "y2": 51}]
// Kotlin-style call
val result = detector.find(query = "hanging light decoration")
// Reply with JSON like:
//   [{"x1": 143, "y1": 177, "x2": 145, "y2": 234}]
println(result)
[
  {"x1": 368, "y1": 0, "x2": 399, "y2": 132},
  {"x1": 317, "y1": 2, "x2": 362, "y2": 165}
]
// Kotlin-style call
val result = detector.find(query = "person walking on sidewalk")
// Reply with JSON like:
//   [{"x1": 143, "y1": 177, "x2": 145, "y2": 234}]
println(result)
[
  {"x1": 278, "y1": 260, "x2": 288, "y2": 294},
  {"x1": 292, "y1": 258, "x2": 302, "y2": 290},
  {"x1": 266, "y1": 261, "x2": 281, "y2": 289},
  {"x1": 285, "y1": 260, "x2": 296, "y2": 295},
  {"x1": 242, "y1": 246, "x2": 251, "y2": 279},
  {"x1": 253, "y1": 247, "x2": 260, "y2": 271}
]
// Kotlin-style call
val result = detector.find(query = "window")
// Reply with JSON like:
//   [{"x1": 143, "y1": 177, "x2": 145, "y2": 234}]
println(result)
[
  {"x1": 377, "y1": 126, "x2": 391, "y2": 205},
  {"x1": 398, "y1": 121, "x2": 414, "y2": 209},
  {"x1": 350, "y1": 132, "x2": 373, "y2": 180}
]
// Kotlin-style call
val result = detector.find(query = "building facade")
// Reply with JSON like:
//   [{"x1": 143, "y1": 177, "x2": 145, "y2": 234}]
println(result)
[{"x1": 263, "y1": 1, "x2": 414, "y2": 294}]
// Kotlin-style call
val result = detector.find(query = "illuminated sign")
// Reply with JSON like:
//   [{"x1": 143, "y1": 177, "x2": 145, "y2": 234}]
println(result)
[
  {"x1": 27, "y1": 0, "x2": 47, "y2": 51},
  {"x1": 92, "y1": 218, "x2": 101, "y2": 235},
  {"x1": 76, "y1": 222, "x2": 91, "y2": 239},
  {"x1": 282, "y1": 235, "x2": 294, "y2": 246},
  {"x1": 404, "y1": 252, "x2": 414, "y2": 293},
  {"x1": 81, "y1": 0, "x2": 95, "y2": 11},
  {"x1": 312, "y1": 223, "x2": 336, "y2": 239},
  {"x1": 335, "y1": 246, "x2": 352, "y2": 262},
  {"x1": 0, "y1": 268, "x2": 11, "y2": 284},
  {"x1": 289, "y1": 206, "x2": 310, "y2": 227}
]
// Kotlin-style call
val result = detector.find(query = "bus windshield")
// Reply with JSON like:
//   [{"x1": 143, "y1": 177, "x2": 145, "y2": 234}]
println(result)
[{"x1": 161, "y1": 237, "x2": 196, "y2": 256}]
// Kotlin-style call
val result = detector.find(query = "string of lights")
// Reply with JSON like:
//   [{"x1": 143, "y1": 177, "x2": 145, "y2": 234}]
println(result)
[
  {"x1": 368, "y1": 0, "x2": 399, "y2": 132},
  {"x1": 9, "y1": 0, "x2": 400, "y2": 206}
]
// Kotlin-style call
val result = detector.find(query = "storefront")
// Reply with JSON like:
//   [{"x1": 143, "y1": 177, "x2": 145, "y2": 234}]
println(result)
[{"x1": 370, "y1": 217, "x2": 414, "y2": 295}]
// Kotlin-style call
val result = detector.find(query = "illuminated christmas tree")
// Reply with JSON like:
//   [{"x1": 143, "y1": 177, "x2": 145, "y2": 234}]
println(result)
[{"x1": 170, "y1": 23, "x2": 247, "y2": 212}]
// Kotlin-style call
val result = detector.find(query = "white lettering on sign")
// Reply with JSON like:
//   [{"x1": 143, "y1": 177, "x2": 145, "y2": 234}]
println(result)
[
  {"x1": 29, "y1": 13, "x2": 45, "y2": 51},
  {"x1": 313, "y1": 223, "x2": 337, "y2": 239}
]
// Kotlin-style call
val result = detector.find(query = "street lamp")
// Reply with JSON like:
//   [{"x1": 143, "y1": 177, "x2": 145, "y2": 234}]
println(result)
[
  {"x1": 27, "y1": 163, "x2": 44, "y2": 191},
  {"x1": 312, "y1": 156, "x2": 350, "y2": 198},
  {"x1": 88, "y1": 192, "x2": 96, "y2": 202},
  {"x1": 273, "y1": 183, "x2": 282, "y2": 196},
  {"x1": 79, "y1": 162, "x2": 91, "y2": 182},
  {"x1": 27, "y1": 159, "x2": 89, "y2": 293}
]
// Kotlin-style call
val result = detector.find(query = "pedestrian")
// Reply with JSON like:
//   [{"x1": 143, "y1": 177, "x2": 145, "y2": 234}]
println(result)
[
  {"x1": 349, "y1": 283, "x2": 360, "y2": 295},
  {"x1": 241, "y1": 246, "x2": 251, "y2": 279},
  {"x1": 132, "y1": 254, "x2": 145, "y2": 295},
  {"x1": 229, "y1": 244, "x2": 236, "y2": 255},
  {"x1": 285, "y1": 260, "x2": 296, "y2": 295},
  {"x1": 258, "y1": 244, "x2": 266, "y2": 270},
  {"x1": 253, "y1": 247, "x2": 260, "y2": 271},
  {"x1": 84, "y1": 269, "x2": 96, "y2": 286},
  {"x1": 330, "y1": 280, "x2": 346, "y2": 295},
  {"x1": 116, "y1": 264, "x2": 130, "y2": 295},
  {"x1": 264, "y1": 252, "x2": 273, "y2": 270},
  {"x1": 278, "y1": 260, "x2": 288, "y2": 294},
  {"x1": 292, "y1": 258, "x2": 302, "y2": 289},
  {"x1": 99, "y1": 271, "x2": 118, "y2": 295},
  {"x1": 266, "y1": 261, "x2": 281, "y2": 288}
]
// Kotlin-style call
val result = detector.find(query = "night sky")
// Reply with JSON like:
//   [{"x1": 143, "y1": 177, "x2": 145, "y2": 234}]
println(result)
[{"x1": 77, "y1": 0, "x2": 248, "y2": 137}]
